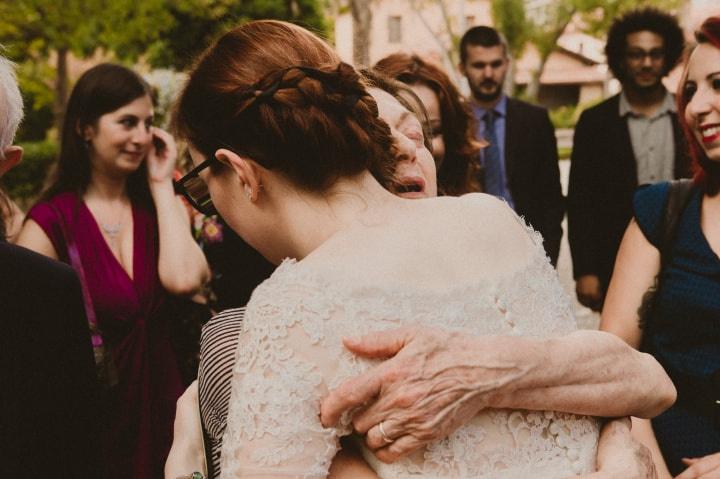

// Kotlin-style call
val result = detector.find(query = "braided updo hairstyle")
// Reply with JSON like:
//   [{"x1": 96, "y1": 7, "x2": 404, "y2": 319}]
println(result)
[{"x1": 174, "y1": 20, "x2": 395, "y2": 191}]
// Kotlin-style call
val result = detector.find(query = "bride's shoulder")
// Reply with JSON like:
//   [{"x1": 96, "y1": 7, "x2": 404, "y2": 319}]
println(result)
[
  {"x1": 427, "y1": 193, "x2": 528, "y2": 236},
  {"x1": 425, "y1": 192, "x2": 516, "y2": 216},
  {"x1": 455, "y1": 192, "x2": 515, "y2": 214}
]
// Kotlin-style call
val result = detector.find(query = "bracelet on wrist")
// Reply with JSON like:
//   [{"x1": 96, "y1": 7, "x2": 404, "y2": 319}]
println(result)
[{"x1": 176, "y1": 473, "x2": 204, "y2": 479}]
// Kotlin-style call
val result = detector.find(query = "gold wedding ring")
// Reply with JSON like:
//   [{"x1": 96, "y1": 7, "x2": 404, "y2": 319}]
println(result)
[{"x1": 378, "y1": 421, "x2": 394, "y2": 445}]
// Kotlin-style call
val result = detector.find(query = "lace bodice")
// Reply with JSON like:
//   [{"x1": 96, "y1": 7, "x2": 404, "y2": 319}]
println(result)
[{"x1": 220, "y1": 225, "x2": 598, "y2": 478}]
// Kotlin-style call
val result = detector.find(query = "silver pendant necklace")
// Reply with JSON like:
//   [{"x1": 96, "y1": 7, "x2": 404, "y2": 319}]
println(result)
[{"x1": 100, "y1": 221, "x2": 122, "y2": 238}]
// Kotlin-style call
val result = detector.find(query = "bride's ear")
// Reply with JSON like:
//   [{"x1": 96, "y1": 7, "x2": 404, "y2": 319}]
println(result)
[{"x1": 214, "y1": 148, "x2": 262, "y2": 202}]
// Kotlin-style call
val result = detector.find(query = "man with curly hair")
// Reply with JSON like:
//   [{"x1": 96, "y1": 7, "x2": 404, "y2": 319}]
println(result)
[{"x1": 567, "y1": 7, "x2": 692, "y2": 312}]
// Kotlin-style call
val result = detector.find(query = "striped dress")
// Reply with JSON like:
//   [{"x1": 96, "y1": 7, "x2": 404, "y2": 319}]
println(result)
[{"x1": 198, "y1": 308, "x2": 245, "y2": 478}]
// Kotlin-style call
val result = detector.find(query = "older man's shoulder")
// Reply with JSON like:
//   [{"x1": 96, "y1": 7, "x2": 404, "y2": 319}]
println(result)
[{"x1": 0, "y1": 241, "x2": 76, "y2": 286}]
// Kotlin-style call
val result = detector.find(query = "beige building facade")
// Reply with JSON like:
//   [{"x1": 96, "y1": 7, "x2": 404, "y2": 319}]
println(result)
[{"x1": 334, "y1": 0, "x2": 491, "y2": 80}]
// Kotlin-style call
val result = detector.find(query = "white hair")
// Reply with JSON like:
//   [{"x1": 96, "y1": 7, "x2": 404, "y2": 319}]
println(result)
[{"x1": 0, "y1": 54, "x2": 23, "y2": 157}]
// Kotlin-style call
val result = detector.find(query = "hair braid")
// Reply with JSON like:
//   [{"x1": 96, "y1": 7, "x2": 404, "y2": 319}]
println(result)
[{"x1": 177, "y1": 35, "x2": 396, "y2": 190}]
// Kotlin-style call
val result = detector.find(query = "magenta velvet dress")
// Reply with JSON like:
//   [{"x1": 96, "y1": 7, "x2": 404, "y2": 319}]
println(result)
[{"x1": 28, "y1": 191, "x2": 183, "y2": 479}]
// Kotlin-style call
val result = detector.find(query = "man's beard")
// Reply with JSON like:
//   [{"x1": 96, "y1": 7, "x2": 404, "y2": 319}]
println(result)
[
  {"x1": 630, "y1": 77, "x2": 663, "y2": 93},
  {"x1": 471, "y1": 81, "x2": 503, "y2": 102},
  {"x1": 624, "y1": 67, "x2": 664, "y2": 93}
]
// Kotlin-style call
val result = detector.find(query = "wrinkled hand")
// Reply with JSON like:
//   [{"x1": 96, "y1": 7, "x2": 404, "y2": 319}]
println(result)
[
  {"x1": 164, "y1": 381, "x2": 206, "y2": 479},
  {"x1": 320, "y1": 326, "x2": 527, "y2": 463},
  {"x1": 575, "y1": 418, "x2": 656, "y2": 479},
  {"x1": 576, "y1": 275, "x2": 604, "y2": 312},
  {"x1": 676, "y1": 452, "x2": 720, "y2": 478},
  {"x1": 146, "y1": 127, "x2": 178, "y2": 184}
]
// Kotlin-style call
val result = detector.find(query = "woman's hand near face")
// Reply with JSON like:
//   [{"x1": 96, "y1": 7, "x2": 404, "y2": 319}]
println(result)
[
  {"x1": 146, "y1": 127, "x2": 178, "y2": 185},
  {"x1": 148, "y1": 127, "x2": 210, "y2": 295}
]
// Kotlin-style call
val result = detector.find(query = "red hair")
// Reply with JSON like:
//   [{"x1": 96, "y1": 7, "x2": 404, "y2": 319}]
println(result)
[
  {"x1": 174, "y1": 20, "x2": 395, "y2": 191},
  {"x1": 677, "y1": 16, "x2": 720, "y2": 196}
]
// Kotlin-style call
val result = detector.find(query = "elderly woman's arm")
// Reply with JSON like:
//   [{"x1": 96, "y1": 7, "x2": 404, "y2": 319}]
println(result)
[{"x1": 320, "y1": 325, "x2": 675, "y2": 463}]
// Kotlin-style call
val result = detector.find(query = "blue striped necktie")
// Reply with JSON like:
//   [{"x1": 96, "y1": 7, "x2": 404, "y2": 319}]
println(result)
[{"x1": 483, "y1": 110, "x2": 503, "y2": 197}]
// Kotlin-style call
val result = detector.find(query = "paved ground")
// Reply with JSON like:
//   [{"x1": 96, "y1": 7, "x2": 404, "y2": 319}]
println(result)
[{"x1": 557, "y1": 160, "x2": 600, "y2": 330}]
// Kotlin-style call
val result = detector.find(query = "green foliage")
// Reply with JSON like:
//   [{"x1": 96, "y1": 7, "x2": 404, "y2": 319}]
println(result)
[
  {"x1": 0, "y1": 140, "x2": 58, "y2": 206},
  {"x1": 549, "y1": 104, "x2": 578, "y2": 129},
  {"x1": 491, "y1": 0, "x2": 529, "y2": 59},
  {"x1": 0, "y1": 0, "x2": 171, "y2": 63},
  {"x1": 558, "y1": 146, "x2": 572, "y2": 160},
  {"x1": 146, "y1": 0, "x2": 329, "y2": 70},
  {"x1": 15, "y1": 62, "x2": 55, "y2": 141},
  {"x1": 580, "y1": 0, "x2": 684, "y2": 38},
  {"x1": 549, "y1": 98, "x2": 602, "y2": 129},
  {"x1": 0, "y1": 0, "x2": 329, "y2": 137},
  {"x1": 0, "y1": 1, "x2": 102, "y2": 62}
]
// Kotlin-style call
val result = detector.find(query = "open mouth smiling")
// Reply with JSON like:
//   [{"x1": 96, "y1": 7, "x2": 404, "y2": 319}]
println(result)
[{"x1": 700, "y1": 123, "x2": 720, "y2": 144}]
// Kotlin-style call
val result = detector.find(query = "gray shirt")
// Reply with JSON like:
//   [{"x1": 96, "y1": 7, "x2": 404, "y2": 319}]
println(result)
[{"x1": 619, "y1": 91, "x2": 676, "y2": 185}]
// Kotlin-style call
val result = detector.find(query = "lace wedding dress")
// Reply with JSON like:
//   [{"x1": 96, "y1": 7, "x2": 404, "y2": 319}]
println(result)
[{"x1": 220, "y1": 218, "x2": 599, "y2": 478}]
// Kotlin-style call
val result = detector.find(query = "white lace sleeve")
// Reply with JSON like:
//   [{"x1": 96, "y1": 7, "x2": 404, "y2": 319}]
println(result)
[{"x1": 219, "y1": 266, "x2": 346, "y2": 479}]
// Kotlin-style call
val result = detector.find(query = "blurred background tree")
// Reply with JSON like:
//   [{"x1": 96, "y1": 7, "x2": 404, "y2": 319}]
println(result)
[
  {"x1": 0, "y1": 0, "x2": 171, "y2": 134},
  {"x1": 0, "y1": 0, "x2": 327, "y2": 206},
  {"x1": 491, "y1": 0, "x2": 529, "y2": 94},
  {"x1": 146, "y1": 0, "x2": 328, "y2": 70}
]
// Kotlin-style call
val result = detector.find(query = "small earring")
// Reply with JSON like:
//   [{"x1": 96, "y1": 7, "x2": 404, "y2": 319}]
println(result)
[{"x1": 244, "y1": 184, "x2": 253, "y2": 200}]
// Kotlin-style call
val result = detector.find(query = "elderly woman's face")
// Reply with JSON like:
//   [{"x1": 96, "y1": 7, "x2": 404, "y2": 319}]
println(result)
[
  {"x1": 409, "y1": 83, "x2": 444, "y2": 165},
  {"x1": 369, "y1": 87, "x2": 438, "y2": 198},
  {"x1": 684, "y1": 43, "x2": 720, "y2": 162}
]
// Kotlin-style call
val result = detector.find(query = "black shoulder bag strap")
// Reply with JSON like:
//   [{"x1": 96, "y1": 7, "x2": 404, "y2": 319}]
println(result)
[
  {"x1": 639, "y1": 179, "x2": 695, "y2": 341},
  {"x1": 659, "y1": 179, "x2": 695, "y2": 263}
]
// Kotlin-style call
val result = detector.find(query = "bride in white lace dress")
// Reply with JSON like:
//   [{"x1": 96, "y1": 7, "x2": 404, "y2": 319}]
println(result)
[{"x1": 174, "y1": 20, "x2": 598, "y2": 478}]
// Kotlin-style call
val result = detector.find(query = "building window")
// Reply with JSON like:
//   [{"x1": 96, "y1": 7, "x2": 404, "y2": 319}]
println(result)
[
  {"x1": 465, "y1": 15, "x2": 476, "y2": 27},
  {"x1": 388, "y1": 16, "x2": 402, "y2": 43}
]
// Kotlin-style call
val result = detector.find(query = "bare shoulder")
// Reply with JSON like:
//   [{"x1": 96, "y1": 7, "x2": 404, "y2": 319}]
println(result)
[
  {"x1": 303, "y1": 194, "x2": 538, "y2": 289},
  {"x1": 16, "y1": 218, "x2": 59, "y2": 260},
  {"x1": 438, "y1": 193, "x2": 532, "y2": 241}
]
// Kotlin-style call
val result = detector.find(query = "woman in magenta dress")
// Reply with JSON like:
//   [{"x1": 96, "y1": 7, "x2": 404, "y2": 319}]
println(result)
[{"x1": 17, "y1": 64, "x2": 209, "y2": 478}]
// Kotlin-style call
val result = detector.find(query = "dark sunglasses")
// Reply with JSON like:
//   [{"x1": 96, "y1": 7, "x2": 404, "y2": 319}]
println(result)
[{"x1": 173, "y1": 150, "x2": 222, "y2": 216}]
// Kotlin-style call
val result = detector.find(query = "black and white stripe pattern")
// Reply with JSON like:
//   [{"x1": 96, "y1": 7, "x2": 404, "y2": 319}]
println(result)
[{"x1": 198, "y1": 307, "x2": 244, "y2": 478}]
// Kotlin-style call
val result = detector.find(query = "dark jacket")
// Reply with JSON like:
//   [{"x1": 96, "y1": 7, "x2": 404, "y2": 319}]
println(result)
[
  {"x1": 504, "y1": 98, "x2": 565, "y2": 266},
  {"x1": 567, "y1": 93, "x2": 691, "y2": 289},
  {"x1": 0, "y1": 241, "x2": 99, "y2": 478}
]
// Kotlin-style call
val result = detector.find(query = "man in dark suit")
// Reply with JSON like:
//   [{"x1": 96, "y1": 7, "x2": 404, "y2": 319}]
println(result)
[
  {"x1": 567, "y1": 8, "x2": 690, "y2": 311},
  {"x1": 458, "y1": 26, "x2": 564, "y2": 266},
  {"x1": 0, "y1": 55, "x2": 99, "y2": 478}
]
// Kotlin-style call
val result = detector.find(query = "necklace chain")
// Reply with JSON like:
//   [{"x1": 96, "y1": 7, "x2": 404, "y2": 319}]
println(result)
[{"x1": 100, "y1": 221, "x2": 122, "y2": 237}]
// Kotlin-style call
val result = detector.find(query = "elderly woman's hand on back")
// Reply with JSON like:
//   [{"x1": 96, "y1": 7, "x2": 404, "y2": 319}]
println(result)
[
  {"x1": 320, "y1": 326, "x2": 534, "y2": 462},
  {"x1": 320, "y1": 325, "x2": 675, "y2": 463}
]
